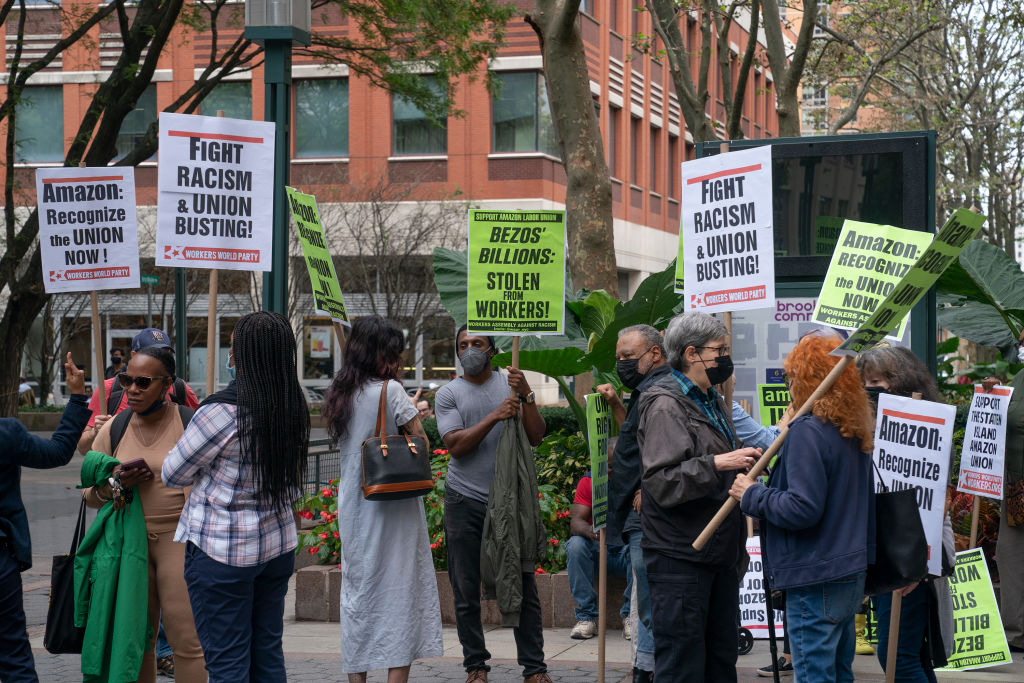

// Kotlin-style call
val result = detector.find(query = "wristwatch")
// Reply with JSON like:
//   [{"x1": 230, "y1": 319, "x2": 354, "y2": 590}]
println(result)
[{"x1": 520, "y1": 391, "x2": 536, "y2": 404}]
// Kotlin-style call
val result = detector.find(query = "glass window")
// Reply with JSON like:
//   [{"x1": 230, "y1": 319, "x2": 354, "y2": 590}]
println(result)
[
  {"x1": 201, "y1": 81, "x2": 252, "y2": 120},
  {"x1": 295, "y1": 78, "x2": 349, "y2": 158},
  {"x1": 668, "y1": 135, "x2": 678, "y2": 198},
  {"x1": 491, "y1": 72, "x2": 558, "y2": 157},
  {"x1": 115, "y1": 84, "x2": 157, "y2": 161},
  {"x1": 650, "y1": 126, "x2": 659, "y2": 193},
  {"x1": 393, "y1": 77, "x2": 447, "y2": 156},
  {"x1": 630, "y1": 117, "x2": 640, "y2": 184},
  {"x1": 15, "y1": 86, "x2": 64, "y2": 163},
  {"x1": 608, "y1": 106, "x2": 619, "y2": 177}
]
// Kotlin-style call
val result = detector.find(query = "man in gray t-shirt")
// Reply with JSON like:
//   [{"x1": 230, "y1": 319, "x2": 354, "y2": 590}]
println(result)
[{"x1": 435, "y1": 326, "x2": 548, "y2": 683}]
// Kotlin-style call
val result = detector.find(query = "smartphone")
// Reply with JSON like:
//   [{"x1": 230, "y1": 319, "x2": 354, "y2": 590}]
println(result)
[{"x1": 120, "y1": 458, "x2": 153, "y2": 475}]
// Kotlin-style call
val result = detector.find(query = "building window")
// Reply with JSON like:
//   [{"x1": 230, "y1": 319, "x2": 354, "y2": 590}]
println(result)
[
  {"x1": 630, "y1": 117, "x2": 640, "y2": 185},
  {"x1": 668, "y1": 134, "x2": 678, "y2": 198},
  {"x1": 295, "y1": 78, "x2": 349, "y2": 158},
  {"x1": 608, "y1": 106, "x2": 619, "y2": 178},
  {"x1": 201, "y1": 81, "x2": 252, "y2": 120},
  {"x1": 579, "y1": 0, "x2": 592, "y2": 15},
  {"x1": 115, "y1": 84, "x2": 157, "y2": 161},
  {"x1": 650, "y1": 126, "x2": 659, "y2": 193},
  {"x1": 610, "y1": 0, "x2": 619, "y2": 32},
  {"x1": 15, "y1": 86, "x2": 64, "y2": 163},
  {"x1": 393, "y1": 77, "x2": 447, "y2": 156},
  {"x1": 492, "y1": 72, "x2": 559, "y2": 157}
]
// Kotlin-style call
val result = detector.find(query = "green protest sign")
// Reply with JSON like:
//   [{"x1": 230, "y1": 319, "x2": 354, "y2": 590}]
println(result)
[
  {"x1": 286, "y1": 187, "x2": 349, "y2": 325},
  {"x1": 757, "y1": 384, "x2": 790, "y2": 426},
  {"x1": 837, "y1": 209, "x2": 986, "y2": 354},
  {"x1": 466, "y1": 209, "x2": 565, "y2": 334},
  {"x1": 814, "y1": 216, "x2": 844, "y2": 256},
  {"x1": 937, "y1": 548, "x2": 1011, "y2": 671},
  {"x1": 812, "y1": 220, "x2": 933, "y2": 338},
  {"x1": 586, "y1": 393, "x2": 611, "y2": 532}
]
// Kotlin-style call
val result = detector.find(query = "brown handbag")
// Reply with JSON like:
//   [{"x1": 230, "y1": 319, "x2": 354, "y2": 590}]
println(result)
[{"x1": 360, "y1": 381, "x2": 433, "y2": 500}]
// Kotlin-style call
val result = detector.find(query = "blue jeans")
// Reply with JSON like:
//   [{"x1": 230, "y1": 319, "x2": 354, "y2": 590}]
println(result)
[
  {"x1": 0, "y1": 546, "x2": 37, "y2": 683},
  {"x1": 184, "y1": 542, "x2": 294, "y2": 683},
  {"x1": 626, "y1": 530, "x2": 655, "y2": 672},
  {"x1": 786, "y1": 572, "x2": 866, "y2": 683},
  {"x1": 564, "y1": 534, "x2": 632, "y2": 621},
  {"x1": 155, "y1": 622, "x2": 173, "y2": 659},
  {"x1": 873, "y1": 584, "x2": 937, "y2": 683}
]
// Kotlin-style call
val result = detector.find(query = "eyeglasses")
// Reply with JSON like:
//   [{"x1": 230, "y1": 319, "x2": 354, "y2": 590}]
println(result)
[
  {"x1": 116, "y1": 373, "x2": 169, "y2": 390},
  {"x1": 695, "y1": 345, "x2": 730, "y2": 357}
]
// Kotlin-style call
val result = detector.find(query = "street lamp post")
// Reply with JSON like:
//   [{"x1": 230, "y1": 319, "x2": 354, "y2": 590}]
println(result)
[{"x1": 244, "y1": 0, "x2": 311, "y2": 317}]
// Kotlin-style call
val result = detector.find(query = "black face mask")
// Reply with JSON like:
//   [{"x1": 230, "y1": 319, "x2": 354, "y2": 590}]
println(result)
[
  {"x1": 110, "y1": 354, "x2": 122, "y2": 365},
  {"x1": 703, "y1": 355, "x2": 734, "y2": 387},
  {"x1": 865, "y1": 385, "x2": 888, "y2": 406},
  {"x1": 617, "y1": 358, "x2": 644, "y2": 390}
]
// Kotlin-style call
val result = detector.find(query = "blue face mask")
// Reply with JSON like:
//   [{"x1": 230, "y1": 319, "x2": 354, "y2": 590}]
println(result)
[{"x1": 226, "y1": 357, "x2": 236, "y2": 380}]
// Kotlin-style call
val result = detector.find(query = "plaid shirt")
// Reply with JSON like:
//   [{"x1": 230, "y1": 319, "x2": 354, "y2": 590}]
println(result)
[
  {"x1": 671, "y1": 368, "x2": 736, "y2": 449},
  {"x1": 162, "y1": 402, "x2": 297, "y2": 567}
]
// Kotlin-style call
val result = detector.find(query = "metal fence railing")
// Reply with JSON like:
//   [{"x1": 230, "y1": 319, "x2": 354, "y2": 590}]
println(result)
[{"x1": 304, "y1": 437, "x2": 340, "y2": 496}]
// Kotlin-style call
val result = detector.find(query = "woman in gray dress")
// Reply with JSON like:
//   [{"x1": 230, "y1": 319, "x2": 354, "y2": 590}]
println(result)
[{"x1": 322, "y1": 316, "x2": 442, "y2": 683}]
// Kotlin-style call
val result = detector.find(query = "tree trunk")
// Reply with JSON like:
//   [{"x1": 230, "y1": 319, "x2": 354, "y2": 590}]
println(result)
[{"x1": 0, "y1": 247, "x2": 48, "y2": 417}]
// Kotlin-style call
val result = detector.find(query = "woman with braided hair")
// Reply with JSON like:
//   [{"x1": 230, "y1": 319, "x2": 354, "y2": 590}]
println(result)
[{"x1": 163, "y1": 311, "x2": 310, "y2": 682}]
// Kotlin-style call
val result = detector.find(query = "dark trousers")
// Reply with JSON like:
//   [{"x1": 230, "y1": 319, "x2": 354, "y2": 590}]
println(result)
[
  {"x1": 645, "y1": 551, "x2": 738, "y2": 683},
  {"x1": 873, "y1": 584, "x2": 937, "y2": 683},
  {"x1": 184, "y1": 542, "x2": 294, "y2": 683},
  {"x1": 0, "y1": 546, "x2": 37, "y2": 683},
  {"x1": 444, "y1": 490, "x2": 546, "y2": 677}
]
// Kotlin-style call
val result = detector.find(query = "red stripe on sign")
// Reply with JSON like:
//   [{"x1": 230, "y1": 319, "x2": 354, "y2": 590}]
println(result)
[
  {"x1": 168, "y1": 130, "x2": 264, "y2": 144},
  {"x1": 686, "y1": 163, "x2": 762, "y2": 185},
  {"x1": 42, "y1": 176, "x2": 123, "y2": 183},
  {"x1": 974, "y1": 385, "x2": 1012, "y2": 396},
  {"x1": 881, "y1": 408, "x2": 947, "y2": 425}
]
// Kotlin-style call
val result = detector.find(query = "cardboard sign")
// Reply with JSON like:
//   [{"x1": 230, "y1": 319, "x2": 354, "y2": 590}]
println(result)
[
  {"x1": 466, "y1": 209, "x2": 565, "y2": 334},
  {"x1": 740, "y1": 537, "x2": 785, "y2": 638},
  {"x1": 873, "y1": 394, "x2": 956, "y2": 576},
  {"x1": 676, "y1": 145, "x2": 775, "y2": 313},
  {"x1": 586, "y1": 393, "x2": 611, "y2": 532},
  {"x1": 36, "y1": 167, "x2": 140, "y2": 293},
  {"x1": 837, "y1": 209, "x2": 987, "y2": 355},
  {"x1": 957, "y1": 384, "x2": 1013, "y2": 499},
  {"x1": 156, "y1": 112, "x2": 275, "y2": 271},
  {"x1": 757, "y1": 384, "x2": 790, "y2": 427},
  {"x1": 812, "y1": 220, "x2": 933, "y2": 338},
  {"x1": 937, "y1": 548, "x2": 1012, "y2": 671},
  {"x1": 286, "y1": 187, "x2": 349, "y2": 325}
]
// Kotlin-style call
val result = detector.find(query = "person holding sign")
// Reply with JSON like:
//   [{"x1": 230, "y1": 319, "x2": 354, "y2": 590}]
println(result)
[
  {"x1": 434, "y1": 326, "x2": 549, "y2": 683},
  {"x1": 730, "y1": 331, "x2": 875, "y2": 683},
  {"x1": 636, "y1": 313, "x2": 761, "y2": 682}
]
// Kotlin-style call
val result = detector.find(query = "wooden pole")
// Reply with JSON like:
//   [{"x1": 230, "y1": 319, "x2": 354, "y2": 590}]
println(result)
[
  {"x1": 331, "y1": 321, "x2": 347, "y2": 366},
  {"x1": 90, "y1": 291, "x2": 106, "y2": 411},
  {"x1": 968, "y1": 496, "x2": 981, "y2": 549},
  {"x1": 694, "y1": 355, "x2": 854, "y2": 550},
  {"x1": 885, "y1": 591, "x2": 903, "y2": 683},
  {"x1": 597, "y1": 526, "x2": 606, "y2": 683}
]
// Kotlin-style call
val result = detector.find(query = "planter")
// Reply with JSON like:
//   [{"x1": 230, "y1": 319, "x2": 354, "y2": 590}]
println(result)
[
  {"x1": 295, "y1": 566, "x2": 626, "y2": 628},
  {"x1": 17, "y1": 411, "x2": 63, "y2": 432}
]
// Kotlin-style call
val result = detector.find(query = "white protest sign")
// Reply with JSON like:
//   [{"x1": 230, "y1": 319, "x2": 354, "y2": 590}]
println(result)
[
  {"x1": 36, "y1": 167, "x2": 140, "y2": 293},
  {"x1": 873, "y1": 393, "x2": 956, "y2": 577},
  {"x1": 957, "y1": 384, "x2": 1013, "y2": 499},
  {"x1": 739, "y1": 536, "x2": 784, "y2": 638},
  {"x1": 156, "y1": 112, "x2": 275, "y2": 271},
  {"x1": 675, "y1": 145, "x2": 775, "y2": 313}
]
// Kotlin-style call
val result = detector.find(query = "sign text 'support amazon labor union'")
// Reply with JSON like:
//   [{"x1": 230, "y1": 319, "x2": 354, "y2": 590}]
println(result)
[
  {"x1": 466, "y1": 209, "x2": 566, "y2": 334},
  {"x1": 957, "y1": 384, "x2": 1012, "y2": 499},
  {"x1": 286, "y1": 187, "x2": 349, "y2": 325},
  {"x1": 156, "y1": 112, "x2": 275, "y2": 271},
  {"x1": 36, "y1": 167, "x2": 141, "y2": 293},
  {"x1": 676, "y1": 145, "x2": 775, "y2": 313}
]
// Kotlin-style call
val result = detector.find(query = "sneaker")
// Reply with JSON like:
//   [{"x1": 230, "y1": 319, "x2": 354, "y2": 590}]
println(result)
[
  {"x1": 856, "y1": 613, "x2": 875, "y2": 655},
  {"x1": 757, "y1": 656, "x2": 793, "y2": 677},
  {"x1": 570, "y1": 620, "x2": 597, "y2": 639},
  {"x1": 622, "y1": 618, "x2": 633, "y2": 641},
  {"x1": 156, "y1": 655, "x2": 174, "y2": 677}
]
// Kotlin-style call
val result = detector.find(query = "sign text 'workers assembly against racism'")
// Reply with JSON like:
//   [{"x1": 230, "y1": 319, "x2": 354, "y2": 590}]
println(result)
[
  {"x1": 156, "y1": 112, "x2": 275, "y2": 271},
  {"x1": 286, "y1": 187, "x2": 349, "y2": 325},
  {"x1": 957, "y1": 384, "x2": 1013, "y2": 500},
  {"x1": 586, "y1": 393, "x2": 611, "y2": 533},
  {"x1": 36, "y1": 167, "x2": 140, "y2": 293},
  {"x1": 872, "y1": 393, "x2": 956, "y2": 577},
  {"x1": 466, "y1": 209, "x2": 566, "y2": 335},
  {"x1": 676, "y1": 145, "x2": 775, "y2": 314}
]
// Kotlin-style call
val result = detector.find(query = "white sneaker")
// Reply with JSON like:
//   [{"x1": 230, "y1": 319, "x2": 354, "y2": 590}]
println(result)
[
  {"x1": 570, "y1": 620, "x2": 597, "y2": 639},
  {"x1": 622, "y1": 618, "x2": 632, "y2": 640}
]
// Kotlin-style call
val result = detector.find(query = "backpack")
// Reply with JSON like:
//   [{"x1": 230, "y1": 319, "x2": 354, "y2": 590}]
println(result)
[
  {"x1": 108, "y1": 403, "x2": 194, "y2": 456},
  {"x1": 107, "y1": 377, "x2": 188, "y2": 415}
]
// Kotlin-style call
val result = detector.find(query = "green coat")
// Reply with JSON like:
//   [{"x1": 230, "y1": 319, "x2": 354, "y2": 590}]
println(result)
[{"x1": 74, "y1": 451, "x2": 150, "y2": 683}]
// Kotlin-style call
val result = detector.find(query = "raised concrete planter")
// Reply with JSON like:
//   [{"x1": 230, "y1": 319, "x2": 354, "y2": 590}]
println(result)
[
  {"x1": 296, "y1": 565, "x2": 626, "y2": 628},
  {"x1": 17, "y1": 411, "x2": 62, "y2": 431}
]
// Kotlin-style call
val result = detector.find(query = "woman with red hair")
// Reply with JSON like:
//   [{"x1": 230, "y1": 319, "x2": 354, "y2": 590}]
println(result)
[{"x1": 730, "y1": 330, "x2": 875, "y2": 683}]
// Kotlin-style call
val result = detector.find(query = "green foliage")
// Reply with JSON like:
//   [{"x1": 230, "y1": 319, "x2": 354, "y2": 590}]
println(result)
[
  {"x1": 534, "y1": 430, "x2": 590, "y2": 494},
  {"x1": 422, "y1": 416, "x2": 441, "y2": 449},
  {"x1": 538, "y1": 406, "x2": 580, "y2": 436},
  {"x1": 424, "y1": 449, "x2": 450, "y2": 570},
  {"x1": 295, "y1": 481, "x2": 341, "y2": 566}
]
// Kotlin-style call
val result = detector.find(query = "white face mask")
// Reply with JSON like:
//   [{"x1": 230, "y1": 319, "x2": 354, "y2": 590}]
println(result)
[{"x1": 1017, "y1": 346, "x2": 1024, "y2": 363}]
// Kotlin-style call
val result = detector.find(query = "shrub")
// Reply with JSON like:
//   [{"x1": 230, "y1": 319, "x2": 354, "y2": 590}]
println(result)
[
  {"x1": 295, "y1": 481, "x2": 340, "y2": 566},
  {"x1": 538, "y1": 406, "x2": 580, "y2": 436},
  {"x1": 535, "y1": 429, "x2": 590, "y2": 493}
]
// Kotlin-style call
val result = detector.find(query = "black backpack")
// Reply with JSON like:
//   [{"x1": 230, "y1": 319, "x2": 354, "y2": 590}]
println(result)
[
  {"x1": 107, "y1": 377, "x2": 188, "y2": 415},
  {"x1": 108, "y1": 403, "x2": 194, "y2": 456}
]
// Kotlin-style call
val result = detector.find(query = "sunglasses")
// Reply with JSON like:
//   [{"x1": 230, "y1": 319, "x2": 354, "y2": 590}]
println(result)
[{"x1": 117, "y1": 372, "x2": 170, "y2": 390}]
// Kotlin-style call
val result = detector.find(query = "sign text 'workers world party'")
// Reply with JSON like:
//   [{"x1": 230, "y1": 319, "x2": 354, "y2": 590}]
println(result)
[
  {"x1": 156, "y1": 112, "x2": 275, "y2": 271},
  {"x1": 586, "y1": 393, "x2": 611, "y2": 533},
  {"x1": 676, "y1": 145, "x2": 775, "y2": 313},
  {"x1": 957, "y1": 384, "x2": 1013, "y2": 499},
  {"x1": 286, "y1": 187, "x2": 349, "y2": 325}
]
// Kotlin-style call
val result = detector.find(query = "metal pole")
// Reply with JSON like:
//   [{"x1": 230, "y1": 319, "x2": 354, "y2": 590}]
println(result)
[
  {"x1": 175, "y1": 268, "x2": 188, "y2": 370},
  {"x1": 262, "y1": 38, "x2": 292, "y2": 316}
]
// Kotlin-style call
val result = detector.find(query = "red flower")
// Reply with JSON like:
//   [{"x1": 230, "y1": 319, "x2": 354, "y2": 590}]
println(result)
[
  {"x1": 333, "y1": 531, "x2": 339, "y2": 538},
  {"x1": 535, "y1": 567, "x2": 546, "y2": 574},
  {"x1": 308, "y1": 547, "x2": 317, "y2": 555},
  {"x1": 538, "y1": 493, "x2": 543, "y2": 499}
]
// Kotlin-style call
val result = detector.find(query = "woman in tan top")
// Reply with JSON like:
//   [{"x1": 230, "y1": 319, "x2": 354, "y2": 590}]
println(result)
[{"x1": 84, "y1": 346, "x2": 206, "y2": 682}]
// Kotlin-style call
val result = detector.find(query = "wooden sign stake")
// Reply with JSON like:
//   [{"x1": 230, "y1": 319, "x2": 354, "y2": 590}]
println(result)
[{"x1": 598, "y1": 526, "x2": 607, "y2": 683}]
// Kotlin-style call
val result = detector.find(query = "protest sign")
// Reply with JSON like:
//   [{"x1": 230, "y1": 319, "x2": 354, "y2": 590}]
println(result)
[
  {"x1": 957, "y1": 384, "x2": 1013, "y2": 499},
  {"x1": 675, "y1": 145, "x2": 775, "y2": 313},
  {"x1": 586, "y1": 393, "x2": 611, "y2": 532},
  {"x1": 156, "y1": 112, "x2": 275, "y2": 271},
  {"x1": 837, "y1": 209, "x2": 987, "y2": 355},
  {"x1": 36, "y1": 167, "x2": 140, "y2": 293},
  {"x1": 757, "y1": 384, "x2": 790, "y2": 427},
  {"x1": 739, "y1": 537, "x2": 785, "y2": 638},
  {"x1": 937, "y1": 548, "x2": 1012, "y2": 671},
  {"x1": 812, "y1": 221, "x2": 933, "y2": 338},
  {"x1": 814, "y1": 215, "x2": 844, "y2": 256},
  {"x1": 872, "y1": 394, "x2": 956, "y2": 576},
  {"x1": 285, "y1": 187, "x2": 349, "y2": 325},
  {"x1": 466, "y1": 209, "x2": 565, "y2": 334}
]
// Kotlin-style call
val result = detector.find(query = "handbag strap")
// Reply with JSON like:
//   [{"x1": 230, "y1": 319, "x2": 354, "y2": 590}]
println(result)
[
  {"x1": 372, "y1": 380, "x2": 420, "y2": 456},
  {"x1": 870, "y1": 456, "x2": 890, "y2": 493},
  {"x1": 69, "y1": 499, "x2": 87, "y2": 554}
]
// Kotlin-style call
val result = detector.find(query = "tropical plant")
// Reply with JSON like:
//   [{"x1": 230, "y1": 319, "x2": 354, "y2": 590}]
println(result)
[{"x1": 534, "y1": 429, "x2": 590, "y2": 493}]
